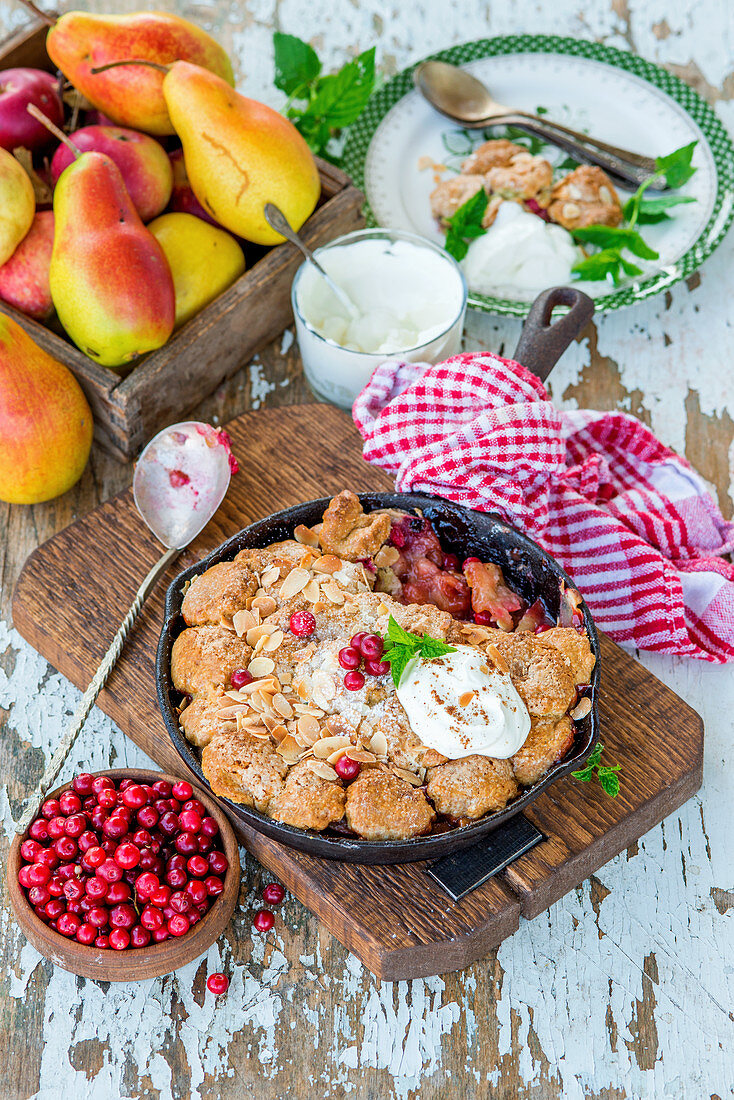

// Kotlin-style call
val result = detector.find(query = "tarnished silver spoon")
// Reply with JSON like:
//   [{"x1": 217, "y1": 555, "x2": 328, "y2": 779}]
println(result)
[
  {"x1": 264, "y1": 202, "x2": 360, "y2": 317},
  {"x1": 14, "y1": 421, "x2": 233, "y2": 833},
  {"x1": 414, "y1": 60, "x2": 664, "y2": 191}
]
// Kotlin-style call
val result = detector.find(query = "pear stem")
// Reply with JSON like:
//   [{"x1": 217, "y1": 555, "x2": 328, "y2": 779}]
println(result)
[
  {"x1": 90, "y1": 59, "x2": 169, "y2": 76},
  {"x1": 18, "y1": 0, "x2": 56, "y2": 27},
  {"x1": 27, "y1": 103, "x2": 83, "y2": 157}
]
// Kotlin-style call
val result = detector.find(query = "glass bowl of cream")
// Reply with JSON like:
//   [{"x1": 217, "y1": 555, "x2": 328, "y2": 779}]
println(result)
[{"x1": 291, "y1": 228, "x2": 467, "y2": 410}]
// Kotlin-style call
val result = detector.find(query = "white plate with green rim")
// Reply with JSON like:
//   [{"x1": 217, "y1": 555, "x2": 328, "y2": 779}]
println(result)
[{"x1": 342, "y1": 36, "x2": 734, "y2": 316}]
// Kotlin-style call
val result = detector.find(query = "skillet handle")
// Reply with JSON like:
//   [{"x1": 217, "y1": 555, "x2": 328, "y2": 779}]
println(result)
[{"x1": 512, "y1": 286, "x2": 594, "y2": 383}]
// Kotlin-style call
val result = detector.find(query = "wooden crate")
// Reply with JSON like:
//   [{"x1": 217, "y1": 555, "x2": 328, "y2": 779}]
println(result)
[{"x1": 0, "y1": 21, "x2": 365, "y2": 460}]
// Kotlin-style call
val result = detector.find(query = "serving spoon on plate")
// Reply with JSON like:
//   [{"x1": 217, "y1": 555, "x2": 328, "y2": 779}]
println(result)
[
  {"x1": 14, "y1": 421, "x2": 233, "y2": 833},
  {"x1": 414, "y1": 60, "x2": 664, "y2": 191}
]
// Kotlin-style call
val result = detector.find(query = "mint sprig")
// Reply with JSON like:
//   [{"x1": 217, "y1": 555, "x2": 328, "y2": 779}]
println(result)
[
  {"x1": 443, "y1": 187, "x2": 489, "y2": 261},
  {"x1": 572, "y1": 742, "x2": 621, "y2": 798},
  {"x1": 382, "y1": 615, "x2": 456, "y2": 688},
  {"x1": 273, "y1": 33, "x2": 376, "y2": 160}
]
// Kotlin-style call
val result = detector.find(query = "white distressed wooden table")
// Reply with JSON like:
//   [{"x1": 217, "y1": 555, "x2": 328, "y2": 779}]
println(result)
[{"x1": 1, "y1": 1, "x2": 732, "y2": 1098}]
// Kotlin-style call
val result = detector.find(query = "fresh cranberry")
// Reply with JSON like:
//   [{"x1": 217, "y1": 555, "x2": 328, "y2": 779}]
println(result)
[
  {"x1": 186, "y1": 880, "x2": 208, "y2": 906},
  {"x1": 152, "y1": 928, "x2": 170, "y2": 943},
  {"x1": 168, "y1": 853, "x2": 186, "y2": 870},
  {"x1": 78, "y1": 830, "x2": 98, "y2": 852},
  {"x1": 150, "y1": 884, "x2": 171, "y2": 908},
  {"x1": 263, "y1": 883, "x2": 285, "y2": 905},
  {"x1": 132, "y1": 829, "x2": 152, "y2": 848},
  {"x1": 25, "y1": 862, "x2": 51, "y2": 887},
  {"x1": 28, "y1": 885, "x2": 51, "y2": 907},
  {"x1": 93, "y1": 934, "x2": 109, "y2": 948},
  {"x1": 334, "y1": 755, "x2": 361, "y2": 782},
  {"x1": 90, "y1": 808, "x2": 108, "y2": 830},
  {"x1": 41, "y1": 799, "x2": 60, "y2": 820},
  {"x1": 187, "y1": 907, "x2": 202, "y2": 926},
  {"x1": 253, "y1": 909, "x2": 274, "y2": 932},
  {"x1": 63, "y1": 814, "x2": 86, "y2": 838},
  {"x1": 85, "y1": 876, "x2": 108, "y2": 901},
  {"x1": 130, "y1": 925, "x2": 151, "y2": 948},
  {"x1": 152, "y1": 780, "x2": 172, "y2": 798},
  {"x1": 169, "y1": 890, "x2": 189, "y2": 914},
  {"x1": 114, "y1": 842, "x2": 140, "y2": 870},
  {"x1": 159, "y1": 811, "x2": 180, "y2": 836},
  {"x1": 162, "y1": 905, "x2": 176, "y2": 920},
  {"x1": 83, "y1": 845, "x2": 106, "y2": 870},
  {"x1": 44, "y1": 898, "x2": 65, "y2": 919},
  {"x1": 79, "y1": 896, "x2": 96, "y2": 913},
  {"x1": 96, "y1": 788, "x2": 117, "y2": 810},
  {"x1": 98, "y1": 859, "x2": 123, "y2": 884},
  {"x1": 72, "y1": 773, "x2": 94, "y2": 796},
  {"x1": 196, "y1": 835, "x2": 213, "y2": 854},
  {"x1": 66, "y1": 899, "x2": 83, "y2": 915},
  {"x1": 135, "y1": 871, "x2": 159, "y2": 899},
  {"x1": 174, "y1": 832, "x2": 199, "y2": 856},
  {"x1": 208, "y1": 851, "x2": 229, "y2": 875},
  {"x1": 109, "y1": 903, "x2": 136, "y2": 929},
  {"x1": 172, "y1": 781, "x2": 193, "y2": 801},
  {"x1": 83, "y1": 796, "x2": 97, "y2": 813},
  {"x1": 364, "y1": 658, "x2": 390, "y2": 677},
  {"x1": 76, "y1": 922, "x2": 96, "y2": 946},
  {"x1": 54, "y1": 836, "x2": 78, "y2": 860},
  {"x1": 344, "y1": 670, "x2": 365, "y2": 691},
  {"x1": 36, "y1": 848, "x2": 59, "y2": 870},
  {"x1": 168, "y1": 914, "x2": 190, "y2": 937},
  {"x1": 360, "y1": 634, "x2": 383, "y2": 660},
  {"x1": 29, "y1": 819, "x2": 49, "y2": 842},
  {"x1": 106, "y1": 881, "x2": 131, "y2": 904},
  {"x1": 120, "y1": 784, "x2": 147, "y2": 810},
  {"x1": 56, "y1": 862, "x2": 78, "y2": 882},
  {"x1": 118, "y1": 779, "x2": 134, "y2": 792},
  {"x1": 20, "y1": 839, "x2": 42, "y2": 862},
  {"x1": 289, "y1": 610, "x2": 316, "y2": 637},
  {"x1": 141, "y1": 905, "x2": 164, "y2": 930},
  {"x1": 109, "y1": 928, "x2": 130, "y2": 951},
  {"x1": 93, "y1": 775, "x2": 115, "y2": 794},
  {"x1": 47, "y1": 876, "x2": 65, "y2": 898},
  {"x1": 57, "y1": 912, "x2": 80, "y2": 937},
  {"x1": 59, "y1": 791, "x2": 81, "y2": 815},
  {"x1": 204, "y1": 875, "x2": 224, "y2": 897},
  {"x1": 182, "y1": 799, "x2": 206, "y2": 816},
  {"x1": 137, "y1": 805, "x2": 159, "y2": 830},
  {"x1": 63, "y1": 878, "x2": 85, "y2": 902},
  {"x1": 87, "y1": 906, "x2": 108, "y2": 928},
  {"x1": 179, "y1": 810, "x2": 202, "y2": 834},
  {"x1": 349, "y1": 632, "x2": 368, "y2": 651},
  {"x1": 47, "y1": 817, "x2": 66, "y2": 839},
  {"x1": 443, "y1": 553, "x2": 460, "y2": 571},
  {"x1": 167, "y1": 867, "x2": 187, "y2": 888},
  {"x1": 101, "y1": 838, "x2": 118, "y2": 856},
  {"x1": 338, "y1": 646, "x2": 361, "y2": 670},
  {"x1": 200, "y1": 816, "x2": 219, "y2": 838},
  {"x1": 207, "y1": 973, "x2": 229, "y2": 995},
  {"x1": 187, "y1": 855, "x2": 209, "y2": 878}
]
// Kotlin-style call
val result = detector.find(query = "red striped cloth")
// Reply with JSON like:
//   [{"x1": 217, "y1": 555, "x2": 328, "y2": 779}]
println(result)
[{"x1": 352, "y1": 352, "x2": 734, "y2": 662}]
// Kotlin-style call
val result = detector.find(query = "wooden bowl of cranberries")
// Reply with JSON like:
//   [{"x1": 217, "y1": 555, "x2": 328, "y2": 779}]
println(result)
[{"x1": 7, "y1": 769, "x2": 240, "y2": 981}]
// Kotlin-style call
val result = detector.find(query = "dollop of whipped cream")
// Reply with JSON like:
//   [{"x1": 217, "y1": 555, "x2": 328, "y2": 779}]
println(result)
[{"x1": 396, "y1": 644, "x2": 531, "y2": 760}]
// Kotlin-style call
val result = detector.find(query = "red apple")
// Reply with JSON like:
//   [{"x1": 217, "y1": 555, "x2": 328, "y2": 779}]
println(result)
[
  {"x1": 51, "y1": 126, "x2": 173, "y2": 222},
  {"x1": 168, "y1": 148, "x2": 220, "y2": 227},
  {"x1": 0, "y1": 210, "x2": 54, "y2": 321},
  {"x1": 0, "y1": 68, "x2": 64, "y2": 152}
]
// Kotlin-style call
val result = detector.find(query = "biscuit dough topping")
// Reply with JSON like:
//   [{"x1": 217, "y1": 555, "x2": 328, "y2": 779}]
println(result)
[{"x1": 396, "y1": 644, "x2": 531, "y2": 760}]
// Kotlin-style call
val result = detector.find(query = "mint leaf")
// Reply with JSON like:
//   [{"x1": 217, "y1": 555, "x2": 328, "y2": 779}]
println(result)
[
  {"x1": 571, "y1": 765, "x2": 594, "y2": 781},
  {"x1": 384, "y1": 646, "x2": 414, "y2": 689},
  {"x1": 387, "y1": 615, "x2": 420, "y2": 649},
  {"x1": 572, "y1": 226, "x2": 658, "y2": 260},
  {"x1": 572, "y1": 248, "x2": 622, "y2": 283},
  {"x1": 628, "y1": 194, "x2": 696, "y2": 224},
  {"x1": 444, "y1": 187, "x2": 489, "y2": 261},
  {"x1": 655, "y1": 141, "x2": 697, "y2": 188},
  {"x1": 273, "y1": 32, "x2": 321, "y2": 96},
  {"x1": 303, "y1": 47, "x2": 375, "y2": 130},
  {"x1": 597, "y1": 769, "x2": 620, "y2": 798},
  {"x1": 586, "y1": 743, "x2": 604, "y2": 769},
  {"x1": 420, "y1": 637, "x2": 457, "y2": 660}
]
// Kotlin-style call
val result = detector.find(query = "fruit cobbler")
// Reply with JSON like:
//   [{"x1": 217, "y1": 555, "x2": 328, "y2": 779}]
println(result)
[{"x1": 170, "y1": 491, "x2": 596, "y2": 841}]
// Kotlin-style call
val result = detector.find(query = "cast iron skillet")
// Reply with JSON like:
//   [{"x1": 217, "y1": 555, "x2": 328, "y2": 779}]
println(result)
[{"x1": 156, "y1": 287, "x2": 600, "y2": 864}]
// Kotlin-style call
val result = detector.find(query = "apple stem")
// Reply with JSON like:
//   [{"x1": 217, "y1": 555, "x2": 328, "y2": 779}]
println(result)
[
  {"x1": 26, "y1": 104, "x2": 83, "y2": 157},
  {"x1": 18, "y1": 0, "x2": 56, "y2": 26},
  {"x1": 90, "y1": 59, "x2": 169, "y2": 76}
]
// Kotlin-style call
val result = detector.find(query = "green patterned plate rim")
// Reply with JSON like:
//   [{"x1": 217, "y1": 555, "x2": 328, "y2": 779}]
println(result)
[{"x1": 342, "y1": 35, "x2": 734, "y2": 317}]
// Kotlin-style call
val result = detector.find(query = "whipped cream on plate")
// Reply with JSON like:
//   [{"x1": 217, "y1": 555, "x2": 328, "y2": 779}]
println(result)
[{"x1": 396, "y1": 644, "x2": 531, "y2": 760}]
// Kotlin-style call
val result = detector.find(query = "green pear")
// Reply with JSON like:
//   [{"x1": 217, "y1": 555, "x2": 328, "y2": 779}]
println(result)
[
  {"x1": 50, "y1": 151, "x2": 175, "y2": 369},
  {"x1": 148, "y1": 213, "x2": 245, "y2": 327},
  {"x1": 0, "y1": 147, "x2": 35, "y2": 265}
]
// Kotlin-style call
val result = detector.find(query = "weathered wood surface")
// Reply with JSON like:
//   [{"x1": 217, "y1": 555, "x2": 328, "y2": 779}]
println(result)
[
  {"x1": 11, "y1": 404, "x2": 704, "y2": 982},
  {"x1": 1, "y1": 0, "x2": 733, "y2": 1098}
]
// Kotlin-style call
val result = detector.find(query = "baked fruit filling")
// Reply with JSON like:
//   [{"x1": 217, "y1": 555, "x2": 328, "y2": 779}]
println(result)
[{"x1": 171, "y1": 491, "x2": 595, "y2": 841}]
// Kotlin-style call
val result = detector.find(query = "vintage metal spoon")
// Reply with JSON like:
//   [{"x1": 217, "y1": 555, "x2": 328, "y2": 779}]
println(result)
[
  {"x1": 264, "y1": 202, "x2": 360, "y2": 317},
  {"x1": 14, "y1": 421, "x2": 233, "y2": 833},
  {"x1": 414, "y1": 60, "x2": 664, "y2": 191}
]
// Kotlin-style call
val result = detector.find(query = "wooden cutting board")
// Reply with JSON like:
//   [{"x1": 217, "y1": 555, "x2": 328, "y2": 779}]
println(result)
[{"x1": 12, "y1": 405, "x2": 704, "y2": 981}]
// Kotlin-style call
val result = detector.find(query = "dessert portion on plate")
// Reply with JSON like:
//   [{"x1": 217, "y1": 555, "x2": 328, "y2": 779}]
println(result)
[{"x1": 170, "y1": 491, "x2": 595, "y2": 841}]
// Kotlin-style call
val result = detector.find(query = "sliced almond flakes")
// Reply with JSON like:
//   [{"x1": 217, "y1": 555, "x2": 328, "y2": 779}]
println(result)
[
  {"x1": 251, "y1": 595, "x2": 277, "y2": 616},
  {"x1": 306, "y1": 760, "x2": 339, "y2": 782},
  {"x1": 232, "y1": 608, "x2": 258, "y2": 636},
  {"x1": 260, "y1": 566, "x2": 281, "y2": 588},
  {"x1": 278, "y1": 567, "x2": 311, "y2": 601},
  {"x1": 570, "y1": 696, "x2": 592, "y2": 721},
  {"x1": 248, "y1": 656, "x2": 276, "y2": 678},
  {"x1": 294, "y1": 524, "x2": 319, "y2": 547},
  {"x1": 312, "y1": 735, "x2": 352, "y2": 759}
]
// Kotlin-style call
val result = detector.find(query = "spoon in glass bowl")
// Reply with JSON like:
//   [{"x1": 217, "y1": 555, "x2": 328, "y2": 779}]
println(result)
[
  {"x1": 14, "y1": 421, "x2": 234, "y2": 833},
  {"x1": 413, "y1": 60, "x2": 665, "y2": 191}
]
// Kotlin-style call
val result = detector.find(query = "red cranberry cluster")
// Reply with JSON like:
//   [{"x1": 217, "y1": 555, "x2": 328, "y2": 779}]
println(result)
[
  {"x1": 19, "y1": 774, "x2": 229, "y2": 951},
  {"x1": 338, "y1": 632, "x2": 390, "y2": 692},
  {"x1": 252, "y1": 880, "x2": 285, "y2": 934}
]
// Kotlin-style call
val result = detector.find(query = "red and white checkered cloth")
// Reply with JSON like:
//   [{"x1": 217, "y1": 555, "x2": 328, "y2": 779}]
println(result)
[{"x1": 352, "y1": 352, "x2": 734, "y2": 662}]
